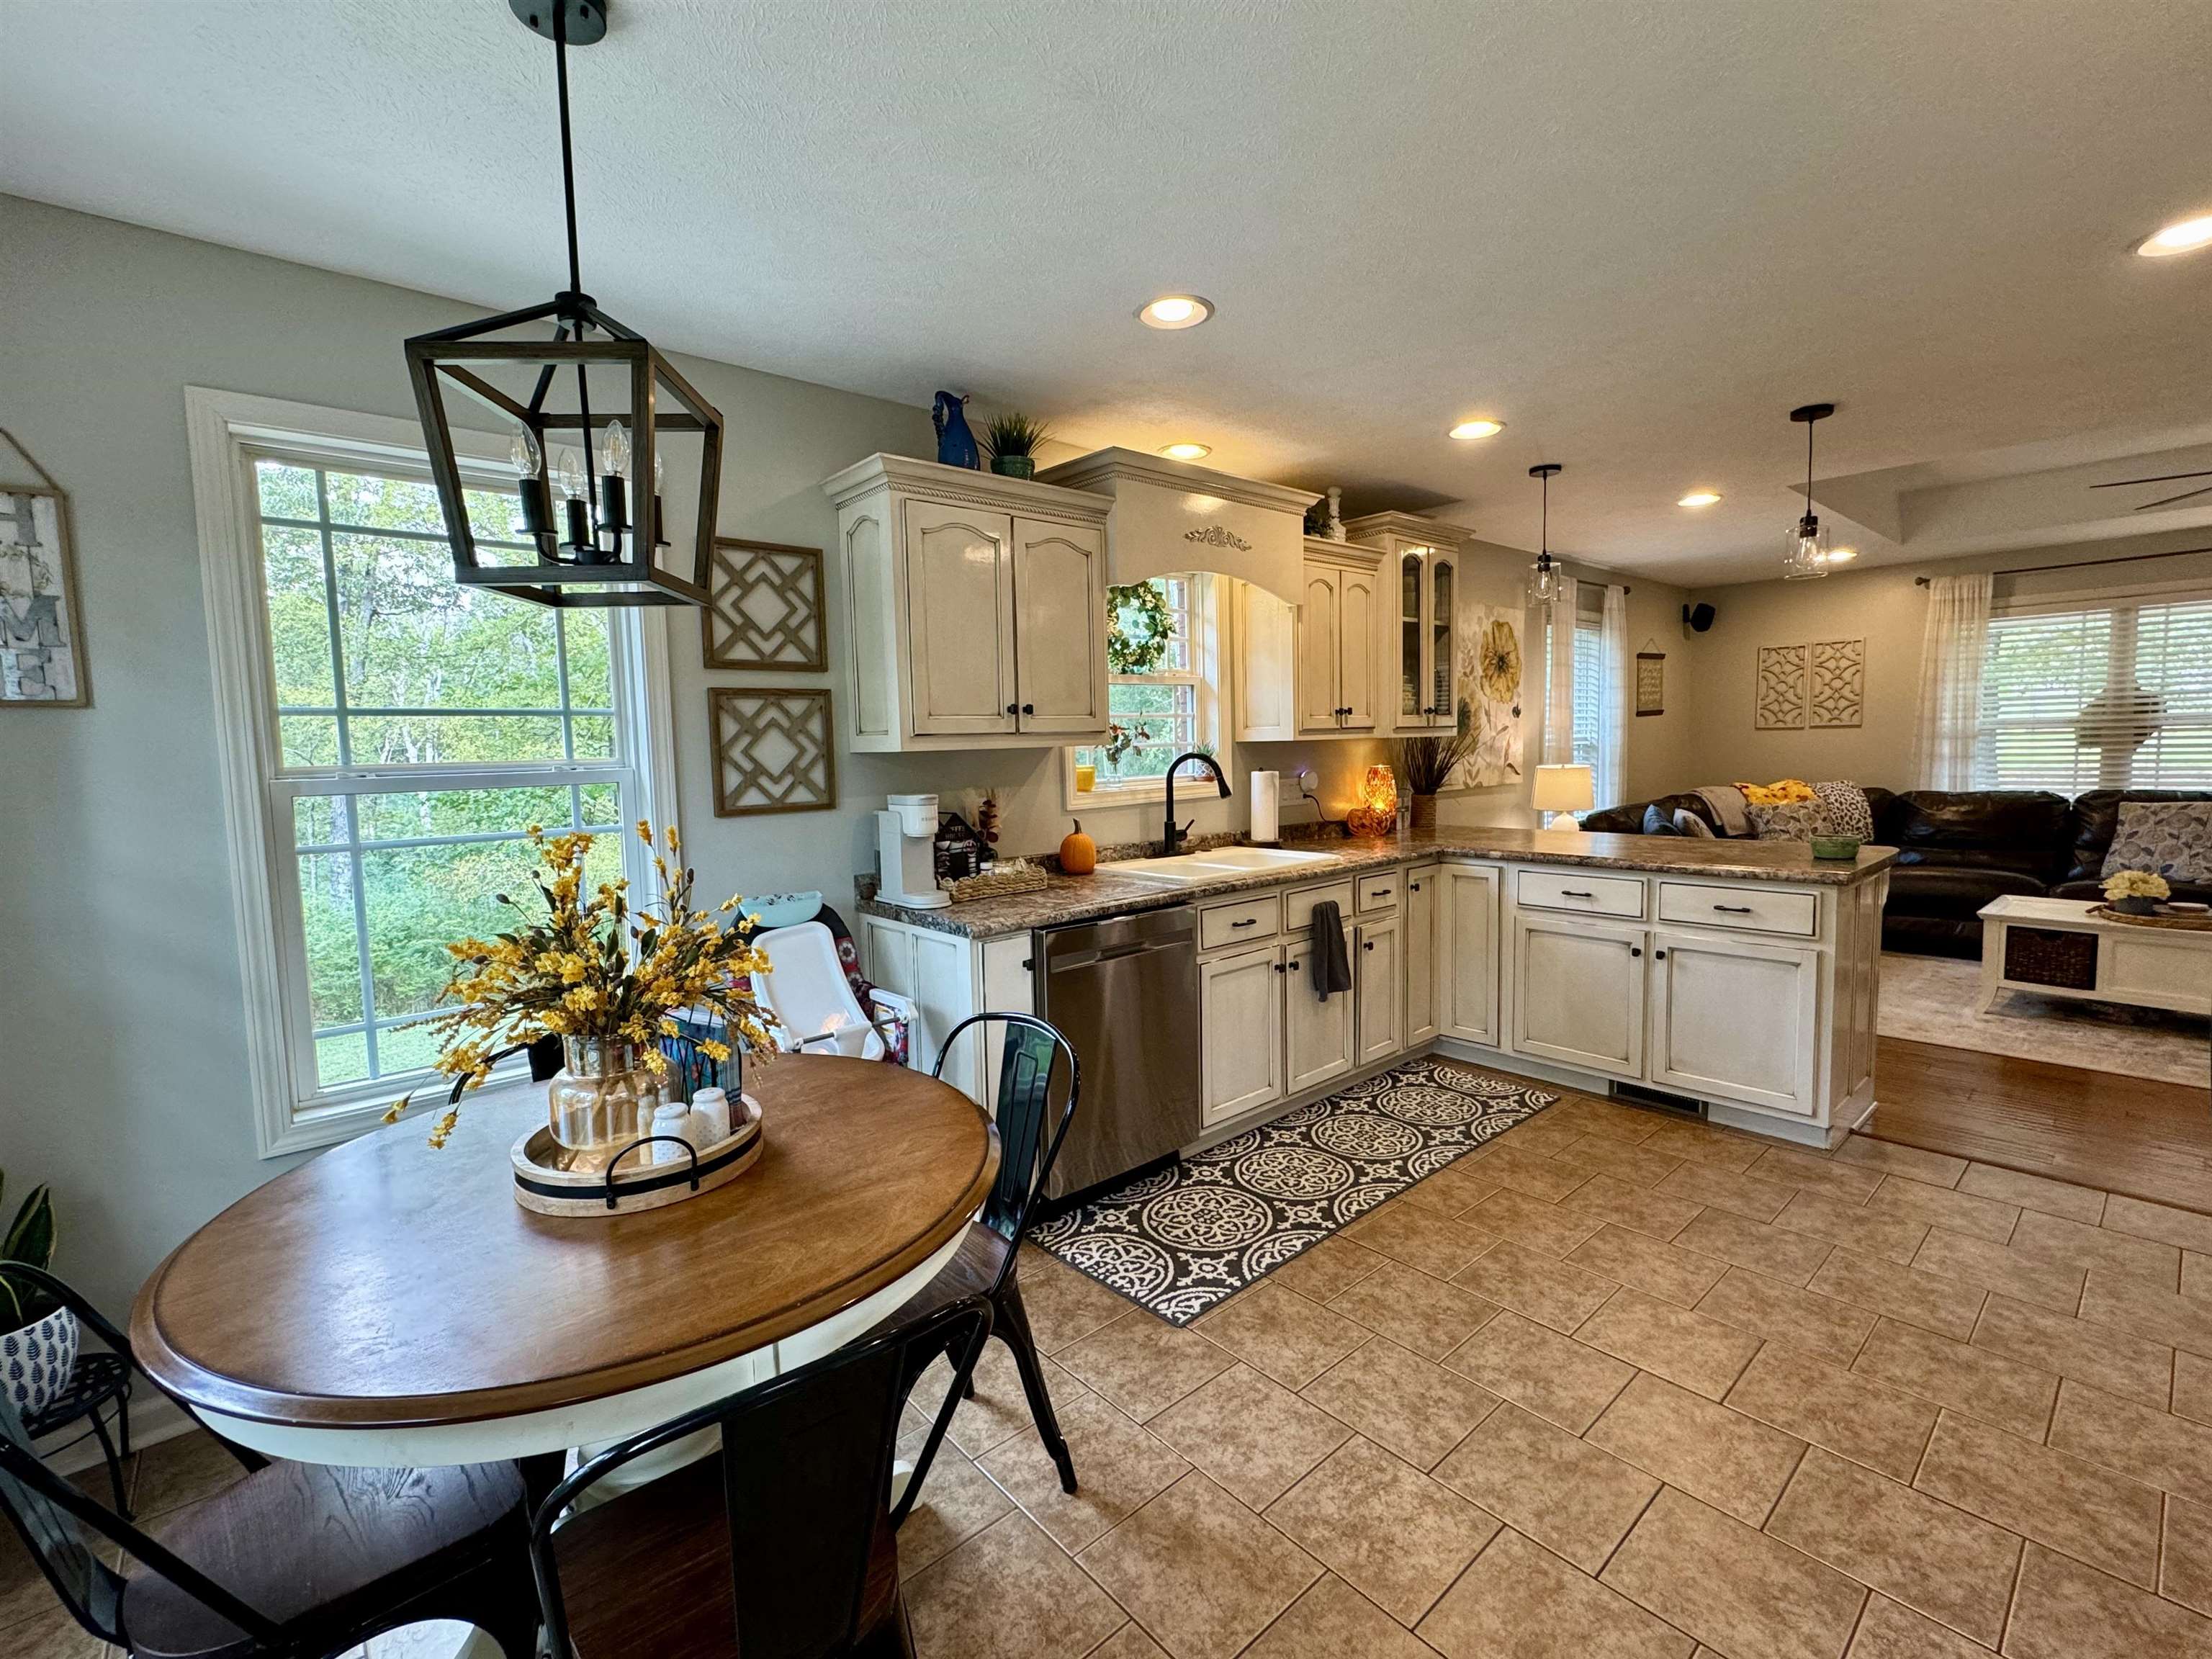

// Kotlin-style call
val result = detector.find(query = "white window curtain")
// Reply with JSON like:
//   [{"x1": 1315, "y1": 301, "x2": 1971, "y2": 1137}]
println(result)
[
  {"x1": 1599, "y1": 582, "x2": 1628, "y2": 810},
  {"x1": 1910, "y1": 572, "x2": 1993, "y2": 789},
  {"x1": 1542, "y1": 577, "x2": 1580, "y2": 768}
]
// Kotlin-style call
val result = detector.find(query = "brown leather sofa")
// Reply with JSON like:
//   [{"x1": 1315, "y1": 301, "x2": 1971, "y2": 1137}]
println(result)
[{"x1": 1584, "y1": 787, "x2": 2212, "y2": 956}]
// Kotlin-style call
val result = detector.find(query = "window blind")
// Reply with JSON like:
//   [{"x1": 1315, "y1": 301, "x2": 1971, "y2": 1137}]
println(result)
[{"x1": 1975, "y1": 592, "x2": 2212, "y2": 792}]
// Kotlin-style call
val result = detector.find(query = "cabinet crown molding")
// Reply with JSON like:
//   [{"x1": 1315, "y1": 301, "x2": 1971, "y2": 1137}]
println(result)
[
  {"x1": 1341, "y1": 510, "x2": 1478, "y2": 550},
  {"x1": 821, "y1": 451, "x2": 1112, "y2": 517},
  {"x1": 1038, "y1": 446, "x2": 1320, "y2": 516}
]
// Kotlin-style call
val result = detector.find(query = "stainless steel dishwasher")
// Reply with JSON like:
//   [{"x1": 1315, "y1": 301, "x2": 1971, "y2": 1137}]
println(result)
[{"x1": 1033, "y1": 906, "x2": 1200, "y2": 1198}]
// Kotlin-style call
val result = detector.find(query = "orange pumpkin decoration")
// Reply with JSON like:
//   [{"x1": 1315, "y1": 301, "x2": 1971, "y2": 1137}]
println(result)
[{"x1": 1059, "y1": 818, "x2": 1097, "y2": 875}]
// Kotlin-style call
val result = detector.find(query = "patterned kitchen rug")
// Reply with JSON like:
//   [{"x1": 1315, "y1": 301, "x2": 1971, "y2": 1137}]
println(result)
[{"x1": 1028, "y1": 1057, "x2": 1557, "y2": 1324}]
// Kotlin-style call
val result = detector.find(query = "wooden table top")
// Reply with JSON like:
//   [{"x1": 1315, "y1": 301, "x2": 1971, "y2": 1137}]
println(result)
[{"x1": 132, "y1": 1056, "x2": 997, "y2": 1431}]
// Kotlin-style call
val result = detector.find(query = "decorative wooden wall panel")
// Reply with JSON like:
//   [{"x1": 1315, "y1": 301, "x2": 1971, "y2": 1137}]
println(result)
[
  {"x1": 1635, "y1": 651, "x2": 1665, "y2": 717},
  {"x1": 703, "y1": 539, "x2": 827, "y2": 671},
  {"x1": 709, "y1": 687, "x2": 837, "y2": 816},
  {"x1": 1755, "y1": 644, "x2": 1809, "y2": 729},
  {"x1": 1809, "y1": 639, "x2": 1866, "y2": 728}
]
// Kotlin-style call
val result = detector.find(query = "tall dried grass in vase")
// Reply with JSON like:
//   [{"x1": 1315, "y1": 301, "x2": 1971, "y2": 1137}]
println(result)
[
  {"x1": 1393, "y1": 732, "x2": 1475, "y2": 828},
  {"x1": 386, "y1": 822, "x2": 778, "y2": 1154}
]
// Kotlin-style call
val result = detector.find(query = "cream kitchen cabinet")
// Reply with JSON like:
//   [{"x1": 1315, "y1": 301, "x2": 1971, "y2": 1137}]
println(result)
[
  {"x1": 1236, "y1": 539, "x2": 1383, "y2": 740},
  {"x1": 1511, "y1": 914, "x2": 1647, "y2": 1079},
  {"x1": 1434, "y1": 861, "x2": 1501, "y2": 1047},
  {"x1": 1343, "y1": 513, "x2": 1473, "y2": 732},
  {"x1": 1403, "y1": 863, "x2": 1439, "y2": 1047},
  {"x1": 1285, "y1": 934, "x2": 1359, "y2": 1094},
  {"x1": 823, "y1": 454, "x2": 1111, "y2": 750},
  {"x1": 1354, "y1": 914, "x2": 1403, "y2": 1066},
  {"x1": 1647, "y1": 930, "x2": 1820, "y2": 1117},
  {"x1": 1200, "y1": 942, "x2": 1288, "y2": 1125}
]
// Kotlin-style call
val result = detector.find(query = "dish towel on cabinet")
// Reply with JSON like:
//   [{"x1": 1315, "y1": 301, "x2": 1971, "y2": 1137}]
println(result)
[{"x1": 1309, "y1": 901, "x2": 1354, "y2": 1001}]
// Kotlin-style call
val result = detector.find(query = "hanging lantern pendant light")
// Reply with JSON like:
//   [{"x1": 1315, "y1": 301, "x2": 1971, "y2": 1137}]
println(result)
[
  {"x1": 1784, "y1": 403, "x2": 1835, "y2": 580},
  {"x1": 403, "y1": 0, "x2": 725, "y2": 608},
  {"x1": 1528, "y1": 463, "x2": 1564, "y2": 607}
]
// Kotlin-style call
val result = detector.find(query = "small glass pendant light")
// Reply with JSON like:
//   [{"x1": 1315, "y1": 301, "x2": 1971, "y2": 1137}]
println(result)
[
  {"x1": 1784, "y1": 403, "x2": 1835, "y2": 580},
  {"x1": 1527, "y1": 463, "x2": 1564, "y2": 608}
]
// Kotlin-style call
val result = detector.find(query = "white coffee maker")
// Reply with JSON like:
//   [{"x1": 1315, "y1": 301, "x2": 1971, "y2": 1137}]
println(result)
[{"x1": 876, "y1": 793, "x2": 948, "y2": 909}]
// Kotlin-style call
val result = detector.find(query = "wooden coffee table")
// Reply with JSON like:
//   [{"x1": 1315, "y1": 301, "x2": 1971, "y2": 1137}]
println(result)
[
  {"x1": 1977, "y1": 894, "x2": 2212, "y2": 1017},
  {"x1": 132, "y1": 1054, "x2": 997, "y2": 1468}
]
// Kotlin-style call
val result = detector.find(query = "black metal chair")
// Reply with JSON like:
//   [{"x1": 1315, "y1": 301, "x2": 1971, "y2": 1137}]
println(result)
[
  {"x1": 0, "y1": 1266, "x2": 538, "y2": 1659},
  {"x1": 1, "y1": 1262, "x2": 135, "y2": 1516},
  {"x1": 890, "y1": 1012, "x2": 1082, "y2": 1494},
  {"x1": 529, "y1": 1294, "x2": 991, "y2": 1659}
]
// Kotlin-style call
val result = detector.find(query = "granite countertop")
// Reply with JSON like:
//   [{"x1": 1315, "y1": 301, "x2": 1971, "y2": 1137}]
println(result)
[{"x1": 858, "y1": 827, "x2": 1897, "y2": 939}]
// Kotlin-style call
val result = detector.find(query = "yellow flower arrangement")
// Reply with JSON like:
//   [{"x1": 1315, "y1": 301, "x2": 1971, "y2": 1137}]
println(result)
[
  {"x1": 2103, "y1": 868, "x2": 2171, "y2": 902},
  {"x1": 385, "y1": 823, "x2": 778, "y2": 1146}
]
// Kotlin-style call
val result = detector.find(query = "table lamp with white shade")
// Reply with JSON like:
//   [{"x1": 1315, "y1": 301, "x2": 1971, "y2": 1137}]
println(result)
[{"x1": 1533, "y1": 763, "x2": 1594, "y2": 830}]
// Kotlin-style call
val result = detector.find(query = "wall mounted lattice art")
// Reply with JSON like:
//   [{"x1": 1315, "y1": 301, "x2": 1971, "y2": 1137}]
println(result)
[
  {"x1": 1635, "y1": 651, "x2": 1665, "y2": 717},
  {"x1": 1755, "y1": 644, "x2": 1809, "y2": 729},
  {"x1": 1809, "y1": 638, "x2": 1866, "y2": 728},
  {"x1": 702, "y1": 538, "x2": 827, "y2": 671},
  {"x1": 709, "y1": 687, "x2": 837, "y2": 816}
]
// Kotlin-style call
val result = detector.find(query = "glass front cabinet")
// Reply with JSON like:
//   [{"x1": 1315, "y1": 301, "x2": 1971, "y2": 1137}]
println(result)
[{"x1": 1346, "y1": 512, "x2": 1470, "y2": 732}]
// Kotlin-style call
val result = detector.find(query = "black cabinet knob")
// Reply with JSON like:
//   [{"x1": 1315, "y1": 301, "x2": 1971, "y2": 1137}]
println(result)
[
  {"x1": 1021, "y1": 703, "x2": 1035, "y2": 715},
  {"x1": 1362, "y1": 940, "x2": 1375, "y2": 952},
  {"x1": 1274, "y1": 962, "x2": 1286, "y2": 974},
  {"x1": 1629, "y1": 946, "x2": 1642, "y2": 958},
  {"x1": 1410, "y1": 882, "x2": 1421, "y2": 891},
  {"x1": 1654, "y1": 948, "x2": 1668, "y2": 960},
  {"x1": 1289, "y1": 960, "x2": 1302, "y2": 971},
  {"x1": 1004, "y1": 702, "x2": 1018, "y2": 716}
]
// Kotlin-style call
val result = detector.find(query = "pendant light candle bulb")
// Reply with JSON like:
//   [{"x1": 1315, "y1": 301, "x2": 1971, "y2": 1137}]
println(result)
[
  {"x1": 509, "y1": 427, "x2": 541, "y2": 479},
  {"x1": 553, "y1": 449, "x2": 587, "y2": 500},
  {"x1": 601, "y1": 419, "x2": 631, "y2": 480},
  {"x1": 510, "y1": 428, "x2": 551, "y2": 536}
]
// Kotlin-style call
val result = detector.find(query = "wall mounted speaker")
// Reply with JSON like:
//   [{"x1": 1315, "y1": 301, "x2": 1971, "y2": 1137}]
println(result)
[{"x1": 1683, "y1": 602, "x2": 1716, "y2": 634}]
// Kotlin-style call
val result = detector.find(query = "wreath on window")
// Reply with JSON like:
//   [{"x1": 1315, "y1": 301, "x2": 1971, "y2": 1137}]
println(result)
[{"x1": 1106, "y1": 580, "x2": 1174, "y2": 678}]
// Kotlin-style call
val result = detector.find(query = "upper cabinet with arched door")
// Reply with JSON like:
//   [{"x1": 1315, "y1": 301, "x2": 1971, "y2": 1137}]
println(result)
[{"x1": 1344, "y1": 513, "x2": 1472, "y2": 732}]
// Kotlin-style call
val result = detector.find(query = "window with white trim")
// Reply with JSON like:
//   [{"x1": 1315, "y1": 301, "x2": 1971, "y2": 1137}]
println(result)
[
  {"x1": 1066, "y1": 574, "x2": 1221, "y2": 802},
  {"x1": 1975, "y1": 591, "x2": 2212, "y2": 792},
  {"x1": 189, "y1": 391, "x2": 670, "y2": 1154}
]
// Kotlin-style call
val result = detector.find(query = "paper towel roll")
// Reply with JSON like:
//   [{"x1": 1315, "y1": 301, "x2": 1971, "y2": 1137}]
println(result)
[{"x1": 1249, "y1": 770, "x2": 1281, "y2": 843}]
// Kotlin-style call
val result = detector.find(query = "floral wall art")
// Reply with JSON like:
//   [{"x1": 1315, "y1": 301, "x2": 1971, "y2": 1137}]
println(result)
[{"x1": 1457, "y1": 604, "x2": 1525, "y2": 787}]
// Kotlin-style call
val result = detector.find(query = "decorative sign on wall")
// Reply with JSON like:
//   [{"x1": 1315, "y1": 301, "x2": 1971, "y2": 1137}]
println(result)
[
  {"x1": 1809, "y1": 637, "x2": 1866, "y2": 728},
  {"x1": 1755, "y1": 638, "x2": 1865, "y2": 730},
  {"x1": 1457, "y1": 603, "x2": 1525, "y2": 786},
  {"x1": 703, "y1": 538, "x2": 827, "y2": 671},
  {"x1": 1635, "y1": 651, "x2": 1665, "y2": 717},
  {"x1": 0, "y1": 430, "x2": 88, "y2": 708},
  {"x1": 709, "y1": 687, "x2": 837, "y2": 816},
  {"x1": 1755, "y1": 644, "x2": 1810, "y2": 729}
]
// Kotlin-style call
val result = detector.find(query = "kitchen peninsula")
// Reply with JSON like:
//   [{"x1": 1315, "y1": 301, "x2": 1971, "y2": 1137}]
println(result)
[{"x1": 860, "y1": 827, "x2": 1894, "y2": 1159}]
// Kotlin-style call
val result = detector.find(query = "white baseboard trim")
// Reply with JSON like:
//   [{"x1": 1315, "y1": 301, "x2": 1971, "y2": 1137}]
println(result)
[{"x1": 39, "y1": 1389, "x2": 197, "y2": 1478}]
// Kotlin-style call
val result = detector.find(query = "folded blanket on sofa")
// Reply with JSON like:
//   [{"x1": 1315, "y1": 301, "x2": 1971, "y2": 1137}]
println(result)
[{"x1": 1693, "y1": 785, "x2": 1752, "y2": 837}]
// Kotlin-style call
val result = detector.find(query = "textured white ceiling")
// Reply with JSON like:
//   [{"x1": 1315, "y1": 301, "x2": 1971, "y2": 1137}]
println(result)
[{"x1": 5, "y1": 0, "x2": 2211, "y2": 584}]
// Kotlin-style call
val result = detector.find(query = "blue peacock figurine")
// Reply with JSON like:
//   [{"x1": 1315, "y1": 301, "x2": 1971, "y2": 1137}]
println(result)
[{"x1": 932, "y1": 391, "x2": 981, "y2": 470}]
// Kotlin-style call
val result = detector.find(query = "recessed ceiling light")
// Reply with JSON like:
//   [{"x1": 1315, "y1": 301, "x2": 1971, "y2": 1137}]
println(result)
[
  {"x1": 1448, "y1": 419, "x2": 1504, "y2": 440},
  {"x1": 1678, "y1": 490, "x2": 1722, "y2": 508},
  {"x1": 1159, "y1": 443, "x2": 1211, "y2": 462},
  {"x1": 2137, "y1": 212, "x2": 2212, "y2": 258},
  {"x1": 1138, "y1": 295, "x2": 1213, "y2": 328},
  {"x1": 1825, "y1": 547, "x2": 1858, "y2": 563}
]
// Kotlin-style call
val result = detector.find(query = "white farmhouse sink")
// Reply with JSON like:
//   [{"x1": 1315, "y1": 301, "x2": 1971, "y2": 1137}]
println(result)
[{"x1": 1108, "y1": 846, "x2": 1342, "y2": 886}]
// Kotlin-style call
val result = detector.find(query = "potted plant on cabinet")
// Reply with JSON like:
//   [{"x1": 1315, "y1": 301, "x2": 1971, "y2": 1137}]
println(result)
[
  {"x1": 1393, "y1": 732, "x2": 1475, "y2": 831},
  {"x1": 984, "y1": 412, "x2": 1051, "y2": 480},
  {"x1": 1, "y1": 1172, "x2": 71, "y2": 1418}
]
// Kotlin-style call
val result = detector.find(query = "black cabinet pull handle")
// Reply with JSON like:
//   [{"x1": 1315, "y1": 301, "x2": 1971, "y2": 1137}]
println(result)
[
  {"x1": 1021, "y1": 703, "x2": 1035, "y2": 715},
  {"x1": 1712, "y1": 904, "x2": 1753, "y2": 914},
  {"x1": 1560, "y1": 889, "x2": 1594, "y2": 899},
  {"x1": 1231, "y1": 917, "x2": 1257, "y2": 928}
]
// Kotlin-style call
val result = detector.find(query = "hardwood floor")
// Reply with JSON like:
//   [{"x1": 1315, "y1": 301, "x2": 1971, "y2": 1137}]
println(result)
[{"x1": 1865, "y1": 1035, "x2": 2212, "y2": 1215}]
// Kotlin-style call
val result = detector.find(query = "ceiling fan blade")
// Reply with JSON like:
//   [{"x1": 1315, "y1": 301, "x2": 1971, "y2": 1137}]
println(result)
[
  {"x1": 2132, "y1": 482, "x2": 2212, "y2": 511},
  {"x1": 2090, "y1": 468, "x2": 2212, "y2": 490}
]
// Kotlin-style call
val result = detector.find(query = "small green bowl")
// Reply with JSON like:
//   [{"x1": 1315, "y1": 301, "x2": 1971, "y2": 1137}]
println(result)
[{"x1": 1809, "y1": 835, "x2": 1863, "y2": 861}]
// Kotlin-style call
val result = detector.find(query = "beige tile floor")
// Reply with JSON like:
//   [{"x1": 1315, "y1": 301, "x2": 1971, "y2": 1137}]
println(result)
[
  {"x1": 9, "y1": 1083, "x2": 2210, "y2": 1659},
  {"x1": 901, "y1": 1087, "x2": 2212, "y2": 1659}
]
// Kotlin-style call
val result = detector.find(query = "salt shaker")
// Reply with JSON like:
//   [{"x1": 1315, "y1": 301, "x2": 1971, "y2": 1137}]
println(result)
[
  {"x1": 647, "y1": 1100, "x2": 698, "y2": 1164},
  {"x1": 691, "y1": 1086, "x2": 733, "y2": 1144}
]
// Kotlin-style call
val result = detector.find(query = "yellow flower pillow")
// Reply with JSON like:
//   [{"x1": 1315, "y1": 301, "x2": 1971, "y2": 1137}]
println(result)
[{"x1": 1735, "y1": 778, "x2": 1817, "y2": 806}]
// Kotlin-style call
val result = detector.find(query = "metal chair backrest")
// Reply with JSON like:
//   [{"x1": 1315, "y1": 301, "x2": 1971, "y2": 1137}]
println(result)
[
  {"x1": 531, "y1": 1295, "x2": 990, "y2": 1659},
  {"x1": 0, "y1": 1267, "x2": 276, "y2": 1649},
  {"x1": 931, "y1": 1012, "x2": 1079, "y2": 1257}
]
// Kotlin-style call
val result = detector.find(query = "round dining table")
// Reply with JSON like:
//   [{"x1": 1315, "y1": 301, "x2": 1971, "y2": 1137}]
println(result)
[{"x1": 131, "y1": 1054, "x2": 999, "y2": 1470}]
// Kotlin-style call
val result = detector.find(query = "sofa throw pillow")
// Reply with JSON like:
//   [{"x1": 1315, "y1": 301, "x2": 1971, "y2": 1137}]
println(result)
[
  {"x1": 1735, "y1": 778, "x2": 1817, "y2": 806},
  {"x1": 1812, "y1": 780, "x2": 1874, "y2": 841},
  {"x1": 2102, "y1": 800, "x2": 2212, "y2": 881},
  {"x1": 1673, "y1": 809, "x2": 1717, "y2": 838},
  {"x1": 1746, "y1": 781, "x2": 1871, "y2": 843},
  {"x1": 1642, "y1": 804, "x2": 1685, "y2": 836}
]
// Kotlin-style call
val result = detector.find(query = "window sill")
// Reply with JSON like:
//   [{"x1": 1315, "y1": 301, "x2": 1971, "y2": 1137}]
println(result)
[{"x1": 271, "y1": 1066, "x2": 541, "y2": 1159}]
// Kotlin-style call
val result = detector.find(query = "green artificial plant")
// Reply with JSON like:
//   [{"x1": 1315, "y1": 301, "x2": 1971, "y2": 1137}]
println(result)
[
  {"x1": 1, "y1": 1170, "x2": 58, "y2": 1328},
  {"x1": 983, "y1": 411, "x2": 1051, "y2": 462}
]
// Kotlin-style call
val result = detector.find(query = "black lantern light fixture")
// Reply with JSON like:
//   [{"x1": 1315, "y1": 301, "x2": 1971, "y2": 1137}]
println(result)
[
  {"x1": 1783, "y1": 403, "x2": 1835, "y2": 581},
  {"x1": 1527, "y1": 463, "x2": 1565, "y2": 608},
  {"x1": 404, "y1": 0, "x2": 722, "y2": 607}
]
